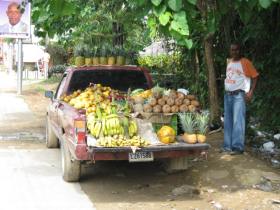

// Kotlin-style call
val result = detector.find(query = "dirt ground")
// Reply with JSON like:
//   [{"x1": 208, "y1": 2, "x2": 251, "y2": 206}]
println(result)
[{"x1": 4, "y1": 81, "x2": 280, "y2": 210}]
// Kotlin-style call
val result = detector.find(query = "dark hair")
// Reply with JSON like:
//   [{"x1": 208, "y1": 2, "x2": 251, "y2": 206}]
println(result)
[{"x1": 230, "y1": 42, "x2": 243, "y2": 56}]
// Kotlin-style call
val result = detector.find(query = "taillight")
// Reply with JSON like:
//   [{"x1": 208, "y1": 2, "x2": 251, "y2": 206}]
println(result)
[{"x1": 74, "y1": 119, "x2": 86, "y2": 144}]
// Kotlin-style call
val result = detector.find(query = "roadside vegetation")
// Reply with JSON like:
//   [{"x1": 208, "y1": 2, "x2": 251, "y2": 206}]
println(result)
[{"x1": 28, "y1": 0, "x2": 279, "y2": 132}]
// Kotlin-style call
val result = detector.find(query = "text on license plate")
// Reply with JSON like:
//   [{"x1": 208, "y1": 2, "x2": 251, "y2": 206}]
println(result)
[{"x1": 128, "y1": 152, "x2": 154, "y2": 162}]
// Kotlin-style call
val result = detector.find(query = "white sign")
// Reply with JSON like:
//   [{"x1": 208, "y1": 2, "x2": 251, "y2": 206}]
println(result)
[{"x1": 0, "y1": 0, "x2": 31, "y2": 39}]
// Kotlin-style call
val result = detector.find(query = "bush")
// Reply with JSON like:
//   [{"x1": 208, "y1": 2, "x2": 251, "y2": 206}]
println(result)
[{"x1": 48, "y1": 65, "x2": 66, "y2": 78}]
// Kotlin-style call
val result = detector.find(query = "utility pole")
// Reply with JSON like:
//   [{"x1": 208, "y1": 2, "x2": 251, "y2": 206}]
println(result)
[{"x1": 17, "y1": 39, "x2": 23, "y2": 95}]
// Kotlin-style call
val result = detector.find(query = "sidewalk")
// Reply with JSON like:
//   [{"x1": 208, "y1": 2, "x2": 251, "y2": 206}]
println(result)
[{"x1": 0, "y1": 71, "x2": 43, "y2": 135}]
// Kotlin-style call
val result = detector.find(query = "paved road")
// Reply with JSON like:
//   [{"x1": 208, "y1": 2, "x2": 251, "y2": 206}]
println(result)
[
  {"x1": 0, "y1": 147, "x2": 95, "y2": 210},
  {"x1": 0, "y1": 71, "x2": 95, "y2": 210}
]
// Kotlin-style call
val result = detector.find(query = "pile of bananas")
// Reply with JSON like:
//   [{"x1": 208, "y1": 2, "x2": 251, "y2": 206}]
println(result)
[
  {"x1": 128, "y1": 120, "x2": 138, "y2": 138},
  {"x1": 87, "y1": 114, "x2": 125, "y2": 138},
  {"x1": 97, "y1": 135, "x2": 150, "y2": 147}
]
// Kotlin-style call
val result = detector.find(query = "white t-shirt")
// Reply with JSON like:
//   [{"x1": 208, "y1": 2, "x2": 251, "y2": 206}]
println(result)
[{"x1": 225, "y1": 61, "x2": 251, "y2": 93}]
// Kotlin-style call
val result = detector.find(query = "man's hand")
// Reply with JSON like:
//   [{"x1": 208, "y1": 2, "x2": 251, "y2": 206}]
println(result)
[{"x1": 245, "y1": 91, "x2": 253, "y2": 102}]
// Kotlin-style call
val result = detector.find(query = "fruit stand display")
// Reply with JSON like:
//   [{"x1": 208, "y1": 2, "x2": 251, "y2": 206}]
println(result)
[
  {"x1": 61, "y1": 84, "x2": 151, "y2": 147},
  {"x1": 61, "y1": 83, "x2": 209, "y2": 148},
  {"x1": 130, "y1": 85, "x2": 209, "y2": 144}
]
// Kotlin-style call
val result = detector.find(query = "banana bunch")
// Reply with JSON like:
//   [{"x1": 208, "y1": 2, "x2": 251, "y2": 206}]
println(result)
[
  {"x1": 88, "y1": 120, "x2": 103, "y2": 138},
  {"x1": 87, "y1": 114, "x2": 125, "y2": 138},
  {"x1": 97, "y1": 135, "x2": 150, "y2": 147},
  {"x1": 128, "y1": 120, "x2": 138, "y2": 138},
  {"x1": 104, "y1": 115, "x2": 124, "y2": 136}
]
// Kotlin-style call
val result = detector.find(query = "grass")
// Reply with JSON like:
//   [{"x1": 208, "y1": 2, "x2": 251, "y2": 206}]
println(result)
[{"x1": 25, "y1": 76, "x2": 61, "y2": 94}]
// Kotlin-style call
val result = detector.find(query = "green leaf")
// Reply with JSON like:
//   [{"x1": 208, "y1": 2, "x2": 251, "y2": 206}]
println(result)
[
  {"x1": 187, "y1": 0, "x2": 197, "y2": 5},
  {"x1": 176, "y1": 38, "x2": 193, "y2": 49},
  {"x1": 147, "y1": 17, "x2": 157, "y2": 37},
  {"x1": 61, "y1": 2, "x2": 76, "y2": 16},
  {"x1": 136, "y1": 0, "x2": 146, "y2": 6},
  {"x1": 259, "y1": 0, "x2": 272, "y2": 8},
  {"x1": 50, "y1": 0, "x2": 65, "y2": 17},
  {"x1": 170, "y1": 11, "x2": 189, "y2": 35},
  {"x1": 147, "y1": 16, "x2": 157, "y2": 28},
  {"x1": 168, "y1": 0, "x2": 182, "y2": 11},
  {"x1": 151, "y1": 0, "x2": 163, "y2": 6},
  {"x1": 170, "y1": 29, "x2": 183, "y2": 40},
  {"x1": 37, "y1": 13, "x2": 49, "y2": 24},
  {"x1": 184, "y1": 38, "x2": 193, "y2": 49},
  {"x1": 153, "y1": 4, "x2": 167, "y2": 16},
  {"x1": 238, "y1": 4, "x2": 252, "y2": 24},
  {"x1": 159, "y1": 12, "x2": 172, "y2": 26}
]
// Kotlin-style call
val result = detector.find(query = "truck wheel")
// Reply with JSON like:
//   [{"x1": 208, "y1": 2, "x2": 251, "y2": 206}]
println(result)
[
  {"x1": 61, "y1": 136, "x2": 81, "y2": 182},
  {"x1": 46, "y1": 117, "x2": 59, "y2": 148},
  {"x1": 163, "y1": 157, "x2": 191, "y2": 174}
]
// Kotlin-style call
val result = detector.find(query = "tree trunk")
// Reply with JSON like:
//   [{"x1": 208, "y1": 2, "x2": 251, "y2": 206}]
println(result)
[{"x1": 204, "y1": 33, "x2": 220, "y2": 124}]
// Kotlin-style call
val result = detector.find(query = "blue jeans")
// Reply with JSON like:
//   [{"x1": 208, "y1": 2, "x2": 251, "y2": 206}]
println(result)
[{"x1": 223, "y1": 91, "x2": 246, "y2": 152}]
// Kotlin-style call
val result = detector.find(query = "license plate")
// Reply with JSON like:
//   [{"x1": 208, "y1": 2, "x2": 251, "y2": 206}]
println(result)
[{"x1": 128, "y1": 152, "x2": 154, "y2": 162}]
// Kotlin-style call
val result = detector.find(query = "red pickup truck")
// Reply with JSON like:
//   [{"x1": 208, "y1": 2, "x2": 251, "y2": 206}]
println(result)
[{"x1": 45, "y1": 65, "x2": 209, "y2": 182}]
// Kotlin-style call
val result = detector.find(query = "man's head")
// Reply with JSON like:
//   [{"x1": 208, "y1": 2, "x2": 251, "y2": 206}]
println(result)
[
  {"x1": 230, "y1": 43, "x2": 241, "y2": 61},
  {"x1": 6, "y1": 2, "x2": 22, "y2": 26}
]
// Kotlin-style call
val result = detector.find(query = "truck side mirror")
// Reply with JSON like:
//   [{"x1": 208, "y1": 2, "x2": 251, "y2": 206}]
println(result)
[{"x1": 45, "y1": 90, "x2": 54, "y2": 99}]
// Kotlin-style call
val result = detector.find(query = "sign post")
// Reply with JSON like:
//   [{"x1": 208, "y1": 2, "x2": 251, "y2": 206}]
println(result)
[
  {"x1": 0, "y1": 0, "x2": 31, "y2": 94},
  {"x1": 17, "y1": 38, "x2": 23, "y2": 95}
]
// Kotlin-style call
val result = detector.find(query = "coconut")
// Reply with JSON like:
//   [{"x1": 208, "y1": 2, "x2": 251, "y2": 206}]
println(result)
[
  {"x1": 188, "y1": 104, "x2": 196, "y2": 112},
  {"x1": 157, "y1": 98, "x2": 166, "y2": 106},
  {"x1": 177, "y1": 92, "x2": 185, "y2": 100},
  {"x1": 143, "y1": 104, "x2": 152, "y2": 113},
  {"x1": 149, "y1": 98, "x2": 157, "y2": 106},
  {"x1": 191, "y1": 100, "x2": 200, "y2": 107},
  {"x1": 171, "y1": 105, "x2": 179, "y2": 113},
  {"x1": 169, "y1": 90, "x2": 177, "y2": 99},
  {"x1": 166, "y1": 98, "x2": 175, "y2": 106},
  {"x1": 162, "y1": 95, "x2": 169, "y2": 101},
  {"x1": 183, "y1": 98, "x2": 191, "y2": 105},
  {"x1": 153, "y1": 105, "x2": 162, "y2": 113},
  {"x1": 186, "y1": 94, "x2": 196, "y2": 100},
  {"x1": 179, "y1": 104, "x2": 188, "y2": 112},
  {"x1": 162, "y1": 104, "x2": 171, "y2": 113},
  {"x1": 175, "y1": 98, "x2": 183, "y2": 106}
]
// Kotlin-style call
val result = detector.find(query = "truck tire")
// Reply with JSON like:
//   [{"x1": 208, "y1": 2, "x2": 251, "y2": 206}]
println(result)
[
  {"x1": 163, "y1": 157, "x2": 191, "y2": 174},
  {"x1": 61, "y1": 136, "x2": 81, "y2": 182},
  {"x1": 46, "y1": 117, "x2": 59, "y2": 148}
]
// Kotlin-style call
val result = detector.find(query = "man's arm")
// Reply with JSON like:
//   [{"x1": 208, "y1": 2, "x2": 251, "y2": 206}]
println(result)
[{"x1": 246, "y1": 76, "x2": 258, "y2": 101}]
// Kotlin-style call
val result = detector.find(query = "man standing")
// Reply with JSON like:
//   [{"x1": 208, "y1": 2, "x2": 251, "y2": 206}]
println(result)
[
  {"x1": 222, "y1": 43, "x2": 259, "y2": 155},
  {"x1": 0, "y1": 2, "x2": 28, "y2": 34}
]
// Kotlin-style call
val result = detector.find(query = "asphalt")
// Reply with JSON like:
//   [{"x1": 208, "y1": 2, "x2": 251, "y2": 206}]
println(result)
[{"x1": 0, "y1": 70, "x2": 96, "y2": 210}]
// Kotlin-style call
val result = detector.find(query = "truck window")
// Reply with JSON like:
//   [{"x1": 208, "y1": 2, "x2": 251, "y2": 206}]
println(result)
[
  {"x1": 55, "y1": 74, "x2": 67, "y2": 99},
  {"x1": 68, "y1": 69, "x2": 149, "y2": 93}
]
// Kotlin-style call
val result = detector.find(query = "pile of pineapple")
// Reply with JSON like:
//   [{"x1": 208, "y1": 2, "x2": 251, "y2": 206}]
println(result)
[
  {"x1": 178, "y1": 112, "x2": 209, "y2": 144},
  {"x1": 131, "y1": 86, "x2": 201, "y2": 114}
]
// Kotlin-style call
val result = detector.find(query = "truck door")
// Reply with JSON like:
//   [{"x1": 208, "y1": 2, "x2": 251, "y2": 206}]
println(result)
[{"x1": 50, "y1": 74, "x2": 67, "y2": 133}]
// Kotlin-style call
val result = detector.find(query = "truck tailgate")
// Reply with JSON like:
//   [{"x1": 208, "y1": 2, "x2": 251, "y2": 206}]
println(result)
[{"x1": 87, "y1": 143, "x2": 210, "y2": 161}]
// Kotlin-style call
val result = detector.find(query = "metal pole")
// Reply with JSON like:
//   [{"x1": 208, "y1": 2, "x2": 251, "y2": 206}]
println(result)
[{"x1": 17, "y1": 39, "x2": 23, "y2": 95}]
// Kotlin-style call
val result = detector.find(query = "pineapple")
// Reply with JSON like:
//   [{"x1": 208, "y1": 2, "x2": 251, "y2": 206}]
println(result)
[
  {"x1": 151, "y1": 84, "x2": 164, "y2": 99},
  {"x1": 178, "y1": 113, "x2": 197, "y2": 144},
  {"x1": 195, "y1": 112, "x2": 209, "y2": 143}
]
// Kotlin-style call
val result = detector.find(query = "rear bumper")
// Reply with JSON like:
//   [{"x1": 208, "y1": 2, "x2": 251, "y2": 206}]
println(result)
[{"x1": 74, "y1": 143, "x2": 210, "y2": 161}]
